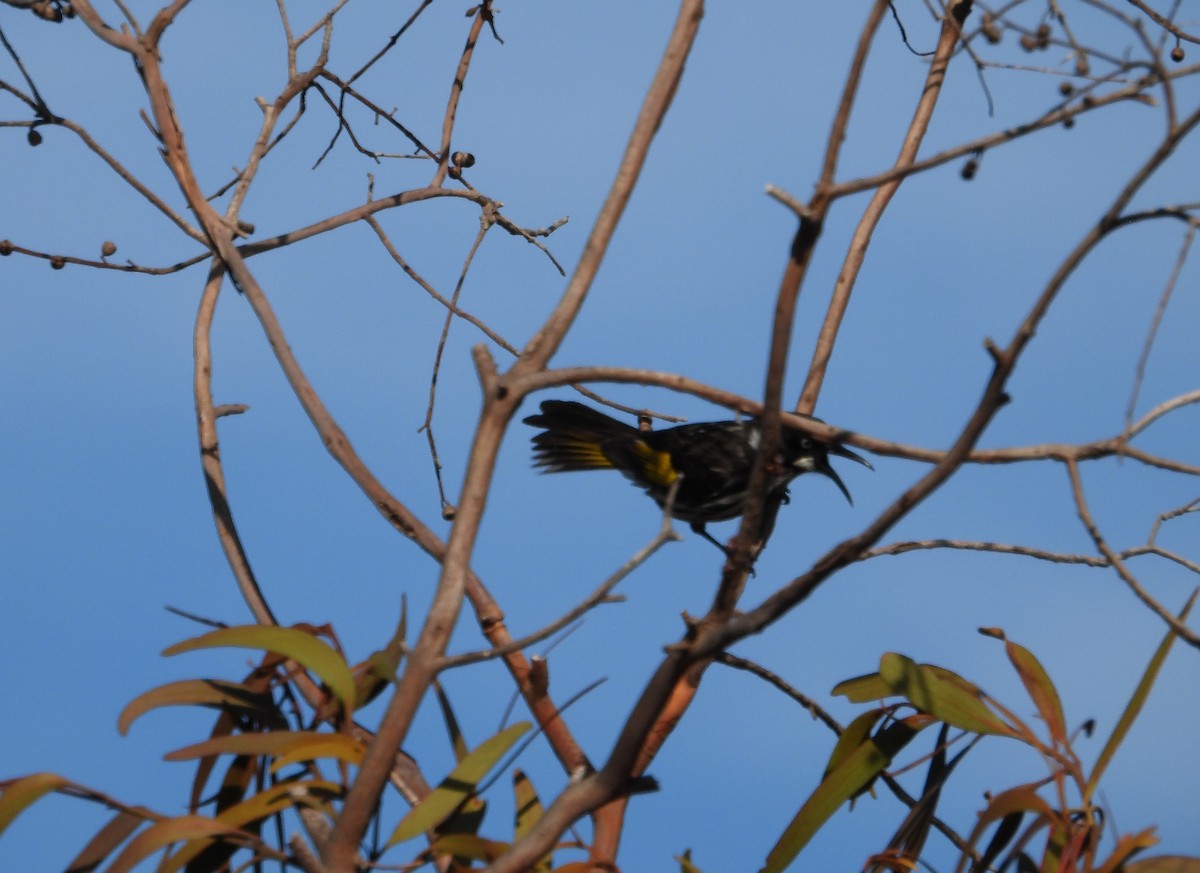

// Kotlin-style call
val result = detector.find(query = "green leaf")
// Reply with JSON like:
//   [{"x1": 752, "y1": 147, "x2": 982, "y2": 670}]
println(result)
[
  {"x1": 164, "y1": 730, "x2": 364, "y2": 767},
  {"x1": 879, "y1": 653, "x2": 1015, "y2": 737},
  {"x1": 355, "y1": 605, "x2": 407, "y2": 708},
  {"x1": 822, "y1": 709, "x2": 886, "y2": 783},
  {"x1": 1096, "y1": 828, "x2": 1161, "y2": 873},
  {"x1": 269, "y1": 734, "x2": 367, "y2": 772},
  {"x1": 831, "y1": 672, "x2": 894, "y2": 703},
  {"x1": 959, "y1": 784, "x2": 1059, "y2": 871},
  {"x1": 1085, "y1": 589, "x2": 1197, "y2": 803},
  {"x1": 513, "y1": 769, "x2": 551, "y2": 872},
  {"x1": 158, "y1": 780, "x2": 341, "y2": 873},
  {"x1": 163, "y1": 625, "x2": 356, "y2": 715},
  {"x1": 117, "y1": 678, "x2": 281, "y2": 736},
  {"x1": 761, "y1": 736, "x2": 889, "y2": 873},
  {"x1": 676, "y1": 848, "x2": 705, "y2": 873},
  {"x1": 1003, "y1": 638, "x2": 1067, "y2": 746},
  {"x1": 386, "y1": 722, "x2": 531, "y2": 847},
  {"x1": 761, "y1": 715, "x2": 931, "y2": 873},
  {"x1": 434, "y1": 678, "x2": 470, "y2": 762},
  {"x1": 105, "y1": 815, "x2": 255, "y2": 873},
  {"x1": 0, "y1": 773, "x2": 68, "y2": 838},
  {"x1": 513, "y1": 769, "x2": 543, "y2": 839},
  {"x1": 431, "y1": 833, "x2": 511, "y2": 862},
  {"x1": 66, "y1": 811, "x2": 145, "y2": 871},
  {"x1": 1123, "y1": 857, "x2": 1200, "y2": 873}
]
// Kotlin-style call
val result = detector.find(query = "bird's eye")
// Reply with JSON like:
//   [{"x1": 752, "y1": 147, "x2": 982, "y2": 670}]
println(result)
[{"x1": 801, "y1": 438, "x2": 813, "y2": 449}]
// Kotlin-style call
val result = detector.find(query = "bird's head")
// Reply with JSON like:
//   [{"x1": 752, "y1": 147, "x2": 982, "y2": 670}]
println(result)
[{"x1": 783, "y1": 423, "x2": 873, "y2": 504}]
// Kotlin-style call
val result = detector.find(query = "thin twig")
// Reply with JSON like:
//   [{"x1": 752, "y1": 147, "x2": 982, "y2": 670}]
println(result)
[
  {"x1": 716, "y1": 652, "x2": 843, "y2": 733},
  {"x1": 798, "y1": 0, "x2": 971, "y2": 414},
  {"x1": 441, "y1": 481, "x2": 684, "y2": 670},
  {"x1": 1123, "y1": 0, "x2": 1200, "y2": 45},
  {"x1": 430, "y1": 1, "x2": 489, "y2": 187},
  {"x1": 192, "y1": 262, "x2": 279, "y2": 629},
  {"x1": 1065, "y1": 458, "x2": 1200, "y2": 647},
  {"x1": 1147, "y1": 496, "x2": 1200, "y2": 545},
  {"x1": 1124, "y1": 222, "x2": 1196, "y2": 437},
  {"x1": 422, "y1": 205, "x2": 498, "y2": 518}
]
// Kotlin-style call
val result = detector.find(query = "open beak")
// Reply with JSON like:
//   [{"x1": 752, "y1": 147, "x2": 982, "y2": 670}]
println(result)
[
  {"x1": 831, "y1": 443, "x2": 873, "y2": 470},
  {"x1": 821, "y1": 444, "x2": 873, "y2": 506}
]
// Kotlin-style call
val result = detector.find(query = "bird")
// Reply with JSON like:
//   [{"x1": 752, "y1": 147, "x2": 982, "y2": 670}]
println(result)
[{"x1": 523, "y1": 399, "x2": 871, "y2": 554}]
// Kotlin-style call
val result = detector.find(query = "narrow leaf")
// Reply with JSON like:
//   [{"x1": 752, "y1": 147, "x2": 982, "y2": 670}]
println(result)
[
  {"x1": 163, "y1": 626, "x2": 355, "y2": 714},
  {"x1": 387, "y1": 722, "x2": 531, "y2": 847},
  {"x1": 1085, "y1": 590, "x2": 1197, "y2": 802},
  {"x1": 0, "y1": 773, "x2": 68, "y2": 837},
  {"x1": 761, "y1": 716, "x2": 930, "y2": 872},
  {"x1": 831, "y1": 672, "x2": 894, "y2": 703},
  {"x1": 432, "y1": 833, "x2": 511, "y2": 862},
  {"x1": 958, "y1": 784, "x2": 1058, "y2": 872},
  {"x1": 976, "y1": 785, "x2": 1056, "y2": 824},
  {"x1": 822, "y1": 708, "x2": 886, "y2": 782},
  {"x1": 118, "y1": 679, "x2": 279, "y2": 736},
  {"x1": 1094, "y1": 827, "x2": 1160, "y2": 873},
  {"x1": 66, "y1": 810, "x2": 145, "y2": 870},
  {"x1": 513, "y1": 770, "x2": 551, "y2": 871},
  {"x1": 106, "y1": 815, "x2": 253, "y2": 873},
  {"x1": 165, "y1": 730, "x2": 363, "y2": 766},
  {"x1": 763, "y1": 742, "x2": 887, "y2": 872},
  {"x1": 513, "y1": 769, "x2": 543, "y2": 840},
  {"x1": 1123, "y1": 857, "x2": 1200, "y2": 873},
  {"x1": 355, "y1": 649, "x2": 402, "y2": 709},
  {"x1": 269, "y1": 734, "x2": 366, "y2": 772},
  {"x1": 879, "y1": 654, "x2": 1014, "y2": 737},
  {"x1": 974, "y1": 810, "x2": 1024, "y2": 873},
  {"x1": 882, "y1": 723, "x2": 954, "y2": 864},
  {"x1": 159, "y1": 780, "x2": 341, "y2": 873},
  {"x1": 433, "y1": 678, "x2": 470, "y2": 762},
  {"x1": 1004, "y1": 639, "x2": 1067, "y2": 746}
]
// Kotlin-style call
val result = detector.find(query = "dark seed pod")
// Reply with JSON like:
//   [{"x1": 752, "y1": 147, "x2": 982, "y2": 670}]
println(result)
[{"x1": 981, "y1": 14, "x2": 1002, "y2": 45}]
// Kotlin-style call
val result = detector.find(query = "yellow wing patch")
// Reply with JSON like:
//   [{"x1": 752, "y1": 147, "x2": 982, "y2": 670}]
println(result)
[
  {"x1": 567, "y1": 440, "x2": 614, "y2": 469},
  {"x1": 629, "y1": 440, "x2": 679, "y2": 488}
]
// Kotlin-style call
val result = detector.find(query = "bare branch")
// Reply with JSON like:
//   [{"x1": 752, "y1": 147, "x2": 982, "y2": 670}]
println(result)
[
  {"x1": 1065, "y1": 458, "x2": 1200, "y2": 647},
  {"x1": 1124, "y1": 221, "x2": 1196, "y2": 435},
  {"x1": 422, "y1": 205, "x2": 497, "y2": 518},
  {"x1": 1123, "y1": 0, "x2": 1200, "y2": 44},
  {"x1": 440, "y1": 480, "x2": 683, "y2": 670},
  {"x1": 192, "y1": 261, "x2": 278, "y2": 629},
  {"x1": 511, "y1": 0, "x2": 704, "y2": 375},
  {"x1": 430, "y1": 1, "x2": 491, "y2": 187},
  {"x1": 798, "y1": 0, "x2": 973, "y2": 414}
]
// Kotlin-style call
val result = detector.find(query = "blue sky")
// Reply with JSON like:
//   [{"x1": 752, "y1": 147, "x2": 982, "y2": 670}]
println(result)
[{"x1": 2, "y1": 2, "x2": 1199, "y2": 870}]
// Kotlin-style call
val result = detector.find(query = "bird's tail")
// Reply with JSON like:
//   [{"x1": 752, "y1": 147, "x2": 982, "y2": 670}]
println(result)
[{"x1": 523, "y1": 400, "x2": 637, "y2": 473}]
